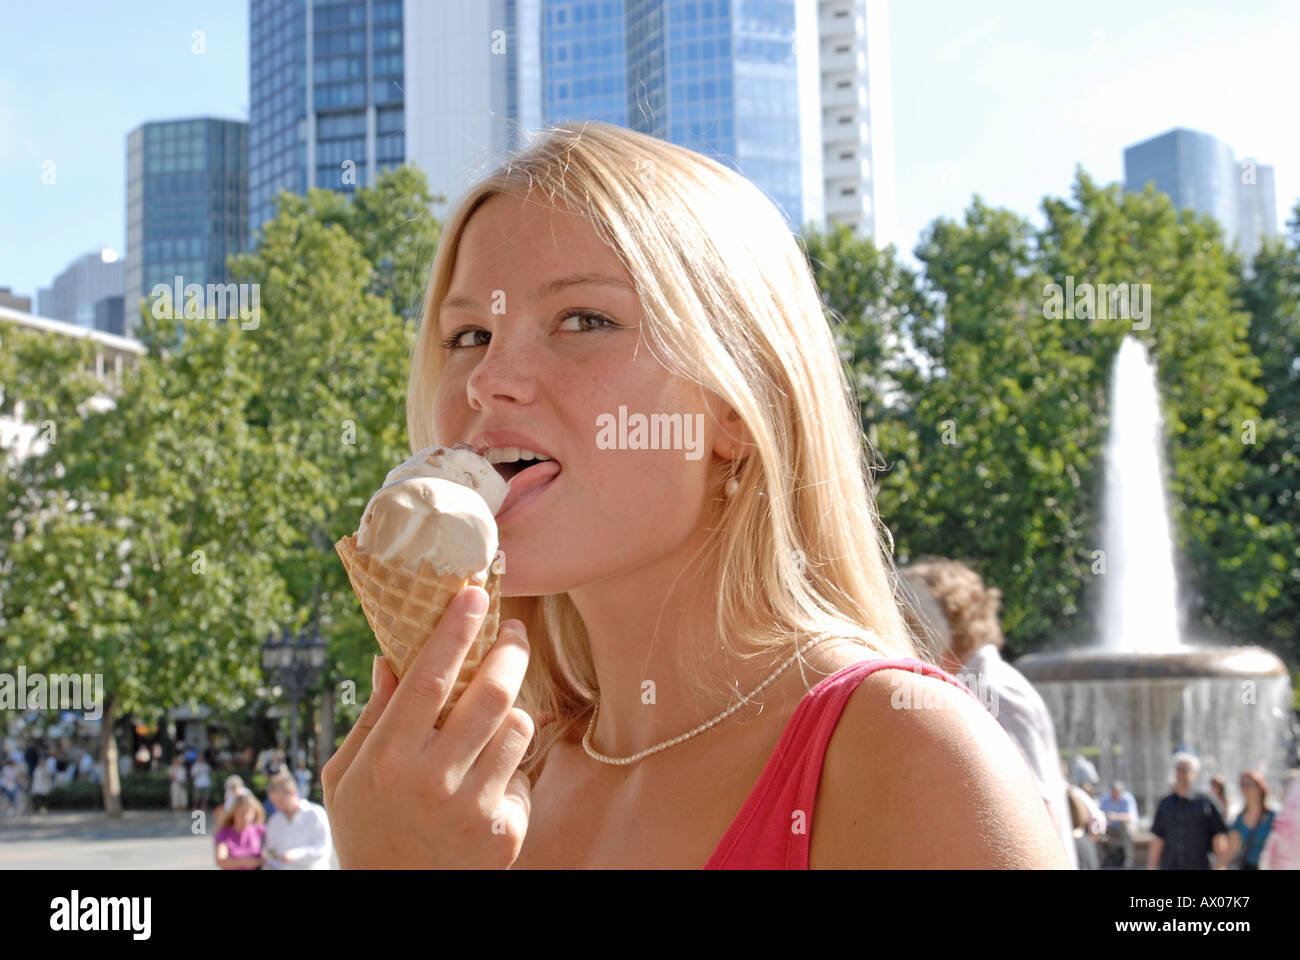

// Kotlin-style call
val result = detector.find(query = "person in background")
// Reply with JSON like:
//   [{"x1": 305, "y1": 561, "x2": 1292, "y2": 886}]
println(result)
[
  {"x1": 214, "y1": 792, "x2": 267, "y2": 870},
  {"x1": 1149, "y1": 752, "x2": 1229, "y2": 870},
  {"x1": 24, "y1": 742, "x2": 39, "y2": 780},
  {"x1": 30, "y1": 754, "x2": 53, "y2": 814},
  {"x1": 294, "y1": 754, "x2": 311, "y2": 799},
  {"x1": 1098, "y1": 780, "x2": 1138, "y2": 868},
  {"x1": 150, "y1": 742, "x2": 163, "y2": 771},
  {"x1": 77, "y1": 749, "x2": 94, "y2": 782},
  {"x1": 262, "y1": 771, "x2": 334, "y2": 870},
  {"x1": 1068, "y1": 785, "x2": 1102, "y2": 869},
  {"x1": 190, "y1": 755, "x2": 213, "y2": 808},
  {"x1": 218, "y1": 770, "x2": 245, "y2": 816},
  {"x1": 1, "y1": 759, "x2": 22, "y2": 815},
  {"x1": 1070, "y1": 753, "x2": 1100, "y2": 792},
  {"x1": 1209, "y1": 774, "x2": 1228, "y2": 818},
  {"x1": 1259, "y1": 771, "x2": 1300, "y2": 870},
  {"x1": 1227, "y1": 770, "x2": 1275, "y2": 870},
  {"x1": 217, "y1": 775, "x2": 248, "y2": 826},
  {"x1": 899, "y1": 559, "x2": 1078, "y2": 869},
  {"x1": 168, "y1": 755, "x2": 189, "y2": 812},
  {"x1": 54, "y1": 753, "x2": 75, "y2": 787}
]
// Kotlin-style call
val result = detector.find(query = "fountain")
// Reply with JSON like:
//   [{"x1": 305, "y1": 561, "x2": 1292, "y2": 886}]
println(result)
[{"x1": 1016, "y1": 337, "x2": 1292, "y2": 824}]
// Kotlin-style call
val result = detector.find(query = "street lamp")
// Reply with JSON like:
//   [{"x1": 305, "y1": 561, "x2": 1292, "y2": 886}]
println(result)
[{"x1": 260, "y1": 623, "x2": 327, "y2": 773}]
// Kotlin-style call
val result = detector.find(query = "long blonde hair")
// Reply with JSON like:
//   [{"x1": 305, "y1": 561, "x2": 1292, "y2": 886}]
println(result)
[{"x1": 407, "y1": 122, "x2": 916, "y2": 778}]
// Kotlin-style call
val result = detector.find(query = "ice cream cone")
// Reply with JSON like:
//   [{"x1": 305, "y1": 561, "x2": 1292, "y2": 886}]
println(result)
[{"x1": 335, "y1": 534, "x2": 501, "y2": 728}]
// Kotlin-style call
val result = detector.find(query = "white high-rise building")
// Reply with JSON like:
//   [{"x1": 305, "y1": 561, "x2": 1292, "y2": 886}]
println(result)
[
  {"x1": 809, "y1": 0, "x2": 895, "y2": 246},
  {"x1": 403, "y1": 0, "x2": 541, "y2": 218}
]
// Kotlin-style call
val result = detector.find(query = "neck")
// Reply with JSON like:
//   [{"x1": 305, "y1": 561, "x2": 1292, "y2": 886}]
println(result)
[{"x1": 566, "y1": 524, "x2": 805, "y2": 759}]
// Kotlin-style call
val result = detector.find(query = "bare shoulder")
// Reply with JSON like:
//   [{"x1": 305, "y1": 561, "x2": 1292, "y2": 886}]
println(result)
[{"x1": 810, "y1": 663, "x2": 1070, "y2": 869}]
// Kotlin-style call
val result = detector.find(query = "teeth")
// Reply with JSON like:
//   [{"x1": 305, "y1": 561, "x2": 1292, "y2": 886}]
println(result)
[{"x1": 484, "y1": 446, "x2": 552, "y2": 464}]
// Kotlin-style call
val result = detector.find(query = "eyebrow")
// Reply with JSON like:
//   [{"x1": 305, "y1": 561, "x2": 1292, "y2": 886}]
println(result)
[{"x1": 440, "y1": 274, "x2": 633, "y2": 313}]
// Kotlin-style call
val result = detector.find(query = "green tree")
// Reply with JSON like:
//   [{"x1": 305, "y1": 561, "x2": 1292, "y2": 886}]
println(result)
[
  {"x1": 811, "y1": 171, "x2": 1290, "y2": 656},
  {"x1": 1, "y1": 166, "x2": 439, "y2": 811},
  {"x1": 1239, "y1": 202, "x2": 1300, "y2": 657},
  {"x1": 1, "y1": 311, "x2": 293, "y2": 815}
]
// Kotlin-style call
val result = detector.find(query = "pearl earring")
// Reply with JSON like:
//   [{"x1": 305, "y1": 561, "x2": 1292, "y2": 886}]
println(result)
[{"x1": 725, "y1": 478, "x2": 739, "y2": 497}]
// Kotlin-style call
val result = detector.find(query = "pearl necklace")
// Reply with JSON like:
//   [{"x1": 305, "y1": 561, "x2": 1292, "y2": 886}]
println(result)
[{"x1": 581, "y1": 634, "x2": 839, "y2": 765}]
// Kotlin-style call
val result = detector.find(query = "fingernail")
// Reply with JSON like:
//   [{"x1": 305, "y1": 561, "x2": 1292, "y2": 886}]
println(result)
[
  {"x1": 465, "y1": 587, "x2": 489, "y2": 616},
  {"x1": 501, "y1": 620, "x2": 527, "y2": 648},
  {"x1": 371, "y1": 656, "x2": 382, "y2": 692}
]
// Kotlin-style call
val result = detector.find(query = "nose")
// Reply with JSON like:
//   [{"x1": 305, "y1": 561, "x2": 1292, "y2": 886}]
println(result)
[{"x1": 465, "y1": 330, "x2": 538, "y2": 410}]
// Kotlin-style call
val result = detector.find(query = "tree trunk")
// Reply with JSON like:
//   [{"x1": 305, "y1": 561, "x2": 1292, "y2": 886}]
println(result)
[{"x1": 100, "y1": 694, "x2": 123, "y2": 818}]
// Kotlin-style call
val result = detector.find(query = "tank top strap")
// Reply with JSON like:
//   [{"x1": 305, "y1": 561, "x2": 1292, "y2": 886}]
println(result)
[{"x1": 704, "y1": 656, "x2": 980, "y2": 869}]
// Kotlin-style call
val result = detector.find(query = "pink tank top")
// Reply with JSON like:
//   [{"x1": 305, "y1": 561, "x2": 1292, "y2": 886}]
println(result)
[{"x1": 702, "y1": 657, "x2": 979, "y2": 869}]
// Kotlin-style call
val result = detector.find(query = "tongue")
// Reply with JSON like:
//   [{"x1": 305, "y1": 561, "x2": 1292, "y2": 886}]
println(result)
[{"x1": 498, "y1": 460, "x2": 561, "y2": 517}]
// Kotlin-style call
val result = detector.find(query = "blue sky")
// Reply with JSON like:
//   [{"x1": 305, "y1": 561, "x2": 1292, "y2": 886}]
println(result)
[{"x1": 2, "y1": 0, "x2": 1296, "y2": 300}]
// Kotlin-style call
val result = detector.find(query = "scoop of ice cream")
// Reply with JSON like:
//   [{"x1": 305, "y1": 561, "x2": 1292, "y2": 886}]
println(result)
[
  {"x1": 383, "y1": 445, "x2": 508, "y2": 516},
  {"x1": 356, "y1": 477, "x2": 498, "y2": 577}
]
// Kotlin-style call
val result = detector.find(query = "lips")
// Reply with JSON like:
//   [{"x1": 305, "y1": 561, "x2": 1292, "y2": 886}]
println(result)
[{"x1": 496, "y1": 459, "x2": 561, "y2": 523}]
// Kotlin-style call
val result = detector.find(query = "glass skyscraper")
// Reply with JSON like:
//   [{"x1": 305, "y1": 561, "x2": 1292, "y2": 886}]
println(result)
[
  {"x1": 36, "y1": 250, "x2": 125, "y2": 333},
  {"x1": 542, "y1": 0, "x2": 803, "y2": 229},
  {"x1": 249, "y1": 0, "x2": 405, "y2": 242},
  {"x1": 125, "y1": 118, "x2": 249, "y2": 337},
  {"x1": 1124, "y1": 127, "x2": 1278, "y2": 264},
  {"x1": 262, "y1": 0, "x2": 892, "y2": 246}
]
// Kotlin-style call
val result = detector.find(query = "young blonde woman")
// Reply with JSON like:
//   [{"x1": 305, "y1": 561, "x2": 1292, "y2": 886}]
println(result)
[{"x1": 323, "y1": 122, "x2": 1068, "y2": 869}]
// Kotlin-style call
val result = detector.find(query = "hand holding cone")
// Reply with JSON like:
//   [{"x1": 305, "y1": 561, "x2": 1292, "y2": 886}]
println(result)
[{"x1": 335, "y1": 445, "x2": 508, "y2": 728}]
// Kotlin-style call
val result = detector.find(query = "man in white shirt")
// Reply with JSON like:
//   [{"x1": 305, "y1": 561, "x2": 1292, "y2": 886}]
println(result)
[
  {"x1": 900, "y1": 560, "x2": 1079, "y2": 869},
  {"x1": 262, "y1": 771, "x2": 335, "y2": 869}
]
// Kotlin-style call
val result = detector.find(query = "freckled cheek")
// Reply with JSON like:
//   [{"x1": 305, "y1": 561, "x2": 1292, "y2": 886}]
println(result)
[{"x1": 430, "y1": 373, "x2": 471, "y2": 442}]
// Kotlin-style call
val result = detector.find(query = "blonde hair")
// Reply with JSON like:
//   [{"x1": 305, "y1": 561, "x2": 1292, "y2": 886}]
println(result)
[
  {"x1": 216, "y1": 787, "x2": 265, "y2": 831},
  {"x1": 406, "y1": 122, "x2": 916, "y2": 780},
  {"x1": 229, "y1": 790, "x2": 266, "y2": 827}
]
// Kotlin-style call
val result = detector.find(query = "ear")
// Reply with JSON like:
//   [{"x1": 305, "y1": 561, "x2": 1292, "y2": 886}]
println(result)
[{"x1": 705, "y1": 392, "x2": 754, "y2": 461}]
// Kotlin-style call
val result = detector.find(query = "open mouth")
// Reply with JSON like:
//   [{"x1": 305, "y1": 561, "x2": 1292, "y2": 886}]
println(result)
[
  {"x1": 485, "y1": 447, "x2": 554, "y2": 483},
  {"x1": 483, "y1": 447, "x2": 562, "y2": 521}
]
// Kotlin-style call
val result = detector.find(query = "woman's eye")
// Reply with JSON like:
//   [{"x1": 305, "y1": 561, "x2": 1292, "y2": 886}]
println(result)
[
  {"x1": 441, "y1": 328, "x2": 490, "y2": 350},
  {"x1": 557, "y1": 310, "x2": 618, "y2": 332}
]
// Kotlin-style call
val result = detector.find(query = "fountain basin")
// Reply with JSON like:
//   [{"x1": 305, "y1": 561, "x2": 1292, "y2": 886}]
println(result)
[
  {"x1": 1015, "y1": 645, "x2": 1293, "y2": 824},
  {"x1": 1017, "y1": 646, "x2": 1288, "y2": 682}
]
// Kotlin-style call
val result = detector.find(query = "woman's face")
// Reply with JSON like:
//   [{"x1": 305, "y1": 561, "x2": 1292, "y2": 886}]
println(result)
[
  {"x1": 233, "y1": 807, "x2": 251, "y2": 830},
  {"x1": 432, "y1": 192, "x2": 722, "y2": 596}
]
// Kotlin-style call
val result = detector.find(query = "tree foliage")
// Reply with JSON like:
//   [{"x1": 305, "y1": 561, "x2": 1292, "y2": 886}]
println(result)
[{"x1": 806, "y1": 172, "x2": 1296, "y2": 662}]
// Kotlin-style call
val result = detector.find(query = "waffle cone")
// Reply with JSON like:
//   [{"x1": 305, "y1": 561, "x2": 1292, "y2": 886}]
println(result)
[{"x1": 335, "y1": 534, "x2": 501, "y2": 728}]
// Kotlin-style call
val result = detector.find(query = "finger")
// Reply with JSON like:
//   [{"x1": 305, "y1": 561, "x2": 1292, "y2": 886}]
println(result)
[
  {"x1": 381, "y1": 585, "x2": 489, "y2": 756},
  {"x1": 322, "y1": 656, "x2": 398, "y2": 805},
  {"x1": 498, "y1": 768, "x2": 533, "y2": 844},
  {"x1": 434, "y1": 619, "x2": 530, "y2": 778},
  {"x1": 463, "y1": 705, "x2": 535, "y2": 797}
]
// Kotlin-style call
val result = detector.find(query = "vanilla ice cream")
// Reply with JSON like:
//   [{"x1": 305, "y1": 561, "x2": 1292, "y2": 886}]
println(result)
[{"x1": 356, "y1": 445, "x2": 508, "y2": 578}]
